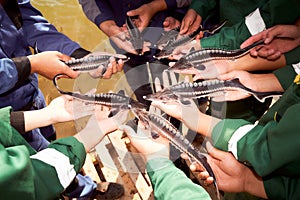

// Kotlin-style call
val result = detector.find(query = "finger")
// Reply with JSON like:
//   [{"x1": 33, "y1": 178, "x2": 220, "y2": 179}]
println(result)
[
  {"x1": 117, "y1": 59, "x2": 124, "y2": 71},
  {"x1": 205, "y1": 141, "x2": 225, "y2": 160},
  {"x1": 180, "y1": 153, "x2": 189, "y2": 160},
  {"x1": 65, "y1": 67, "x2": 80, "y2": 79},
  {"x1": 204, "y1": 177, "x2": 214, "y2": 186},
  {"x1": 190, "y1": 161, "x2": 205, "y2": 172},
  {"x1": 180, "y1": 19, "x2": 190, "y2": 34},
  {"x1": 119, "y1": 124, "x2": 136, "y2": 137},
  {"x1": 267, "y1": 51, "x2": 282, "y2": 60},
  {"x1": 169, "y1": 71, "x2": 178, "y2": 85},
  {"x1": 240, "y1": 33, "x2": 264, "y2": 48},
  {"x1": 102, "y1": 65, "x2": 113, "y2": 79},
  {"x1": 61, "y1": 94, "x2": 73, "y2": 101},
  {"x1": 58, "y1": 52, "x2": 72, "y2": 62},
  {"x1": 154, "y1": 77, "x2": 162, "y2": 92},
  {"x1": 257, "y1": 47, "x2": 274, "y2": 58},
  {"x1": 84, "y1": 88, "x2": 97, "y2": 95},
  {"x1": 162, "y1": 70, "x2": 171, "y2": 88}
]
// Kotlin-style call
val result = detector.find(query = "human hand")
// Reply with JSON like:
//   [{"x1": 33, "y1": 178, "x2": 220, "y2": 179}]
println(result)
[
  {"x1": 82, "y1": 52, "x2": 125, "y2": 79},
  {"x1": 163, "y1": 16, "x2": 181, "y2": 31},
  {"x1": 241, "y1": 23, "x2": 300, "y2": 60},
  {"x1": 119, "y1": 122, "x2": 169, "y2": 162},
  {"x1": 45, "y1": 94, "x2": 95, "y2": 124},
  {"x1": 170, "y1": 39, "x2": 201, "y2": 60},
  {"x1": 28, "y1": 51, "x2": 79, "y2": 79},
  {"x1": 189, "y1": 142, "x2": 248, "y2": 193},
  {"x1": 180, "y1": 9, "x2": 202, "y2": 36},
  {"x1": 127, "y1": 4, "x2": 156, "y2": 31}
]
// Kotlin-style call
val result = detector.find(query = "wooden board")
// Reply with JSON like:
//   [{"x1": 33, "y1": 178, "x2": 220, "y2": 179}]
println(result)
[{"x1": 94, "y1": 130, "x2": 154, "y2": 200}]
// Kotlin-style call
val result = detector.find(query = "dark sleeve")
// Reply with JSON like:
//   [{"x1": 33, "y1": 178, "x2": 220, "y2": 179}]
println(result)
[
  {"x1": 70, "y1": 48, "x2": 90, "y2": 59},
  {"x1": 10, "y1": 111, "x2": 25, "y2": 134},
  {"x1": 11, "y1": 56, "x2": 31, "y2": 85},
  {"x1": 273, "y1": 65, "x2": 297, "y2": 91}
]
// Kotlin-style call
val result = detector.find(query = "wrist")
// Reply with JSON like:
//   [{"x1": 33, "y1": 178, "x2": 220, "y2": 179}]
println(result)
[
  {"x1": 149, "y1": 0, "x2": 167, "y2": 13},
  {"x1": 27, "y1": 54, "x2": 38, "y2": 74},
  {"x1": 100, "y1": 21, "x2": 119, "y2": 37}
]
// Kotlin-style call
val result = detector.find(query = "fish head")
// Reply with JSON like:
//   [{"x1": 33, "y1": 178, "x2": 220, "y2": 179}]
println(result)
[
  {"x1": 153, "y1": 48, "x2": 172, "y2": 60},
  {"x1": 167, "y1": 58, "x2": 196, "y2": 74},
  {"x1": 143, "y1": 89, "x2": 180, "y2": 103}
]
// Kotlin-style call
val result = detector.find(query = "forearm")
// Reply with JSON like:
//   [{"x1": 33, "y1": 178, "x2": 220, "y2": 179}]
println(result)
[
  {"x1": 74, "y1": 117, "x2": 118, "y2": 152},
  {"x1": 229, "y1": 54, "x2": 286, "y2": 72},
  {"x1": 182, "y1": 111, "x2": 220, "y2": 138},
  {"x1": 150, "y1": 0, "x2": 168, "y2": 12},
  {"x1": 99, "y1": 20, "x2": 119, "y2": 37},
  {"x1": 251, "y1": 73, "x2": 284, "y2": 92},
  {"x1": 23, "y1": 108, "x2": 54, "y2": 132}
]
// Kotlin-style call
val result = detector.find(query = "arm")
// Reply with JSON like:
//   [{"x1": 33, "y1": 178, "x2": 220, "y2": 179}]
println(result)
[
  {"x1": 240, "y1": 21, "x2": 300, "y2": 60},
  {"x1": 19, "y1": 0, "x2": 81, "y2": 56},
  {"x1": 200, "y1": 0, "x2": 300, "y2": 50},
  {"x1": 119, "y1": 125, "x2": 211, "y2": 200},
  {"x1": 211, "y1": 84, "x2": 300, "y2": 177}
]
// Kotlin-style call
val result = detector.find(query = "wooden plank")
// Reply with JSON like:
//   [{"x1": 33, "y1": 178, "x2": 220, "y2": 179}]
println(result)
[
  {"x1": 107, "y1": 130, "x2": 154, "y2": 200},
  {"x1": 82, "y1": 152, "x2": 101, "y2": 183},
  {"x1": 95, "y1": 133, "x2": 141, "y2": 199},
  {"x1": 95, "y1": 130, "x2": 154, "y2": 200}
]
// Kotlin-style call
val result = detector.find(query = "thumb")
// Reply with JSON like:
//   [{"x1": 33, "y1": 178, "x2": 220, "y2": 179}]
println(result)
[
  {"x1": 127, "y1": 9, "x2": 139, "y2": 17},
  {"x1": 118, "y1": 125, "x2": 137, "y2": 141},
  {"x1": 205, "y1": 141, "x2": 225, "y2": 160}
]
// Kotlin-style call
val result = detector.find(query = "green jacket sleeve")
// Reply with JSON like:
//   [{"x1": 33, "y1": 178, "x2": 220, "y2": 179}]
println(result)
[
  {"x1": 263, "y1": 176, "x2": 300, "y2": 200},
  {"x1": 273, "y1": 65, "x2": 297, "y2": 91},
  {"x1": 284, "y1": 46, "x2": 300, "y2": 65},
  {"x1": 212, "y1": 85, "x2": 300, "y2": 177},
  {"x1": 200, "y1": 0, "x2": 300, "y2": 49},
  {"x1": 146, "y1": 158, "x2": 211, "y2": 200},
  {"x1": 0, "y1": 107, "x2": 86, "y2": 200},
  {"x1": 190, "y1": 0, "x2": 217, "y2": 20}
]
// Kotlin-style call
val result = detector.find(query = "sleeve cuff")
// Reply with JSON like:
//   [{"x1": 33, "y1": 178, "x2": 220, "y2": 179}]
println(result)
[
  {"x1": 284, "y1": 46, "x2": 300, "y2": 65},
  {"x1": 212, "y1": 119, "x2": 250, "y2": 151},
  {"x1": 273, "y1": 65, "x2": 297, "y2": 91},
  {"x1": 10, "y1": 111, "x2": 25, "y2": 134},
  {"x1": 263, "y1": 176, "x2": 285, "y2": 199},
  {"x1": 11, "y1": 56, "x2": 31, "y2": 84},
  {"x1": 146, "y1": 157, "x2": 174, "y2": 175},
  {"x1": 70, "y1": 48, "x2": 90, "y2": 59},
  {"x1": 48, "y1": 137, "x2": 86, "y2": 172}
]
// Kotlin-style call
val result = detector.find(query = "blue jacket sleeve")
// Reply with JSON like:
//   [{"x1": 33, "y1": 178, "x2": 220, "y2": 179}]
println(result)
[{"x1": 18, "y1": 0, "x2": 81, "y2": 56}]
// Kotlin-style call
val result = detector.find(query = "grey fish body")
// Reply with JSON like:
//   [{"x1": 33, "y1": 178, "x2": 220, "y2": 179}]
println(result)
[
  {"x1": 169, "y1": 40, "x2": 264, "y2": 73},
  {"x1": 65, "y1": 54, "x2": 128, "y2": 73},
  {"x1": 131, "y1": 108, "x2": 220, "y2": 199},
  {"x1": 53, "y1": 74, "x2": 147, "y2": 109},
  {"x1": 155, "y1": 26, "x2": 180, "y2": 49},
  {"x1": 145, "y1": 78, "x2": 283, "y2": 103},
  {"x1": 126, "y1": 16, "x2": 144, "y2": 55},
  {"x1": 154, "y1": 20, "x2": 227, "y2": 59}
]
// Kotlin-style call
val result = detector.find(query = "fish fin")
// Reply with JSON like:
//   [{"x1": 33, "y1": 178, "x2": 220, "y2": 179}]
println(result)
[
  {"x1": 180, "y1": 99, "x2": 192, "y2": 105},
  {"x1": 151, "y1": 131, "x2": 160, "y2": 139}
]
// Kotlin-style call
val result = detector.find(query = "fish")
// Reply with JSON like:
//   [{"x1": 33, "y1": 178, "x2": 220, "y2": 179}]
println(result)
[
  {"x1": 144, "y1": 78, "x2": 283, "y2": 103},
  {"x1": 53, "y1": 74, "x2": 147, "y2": 109},
  {"x1": 154, "y1": 20, "x2": 227, "y2": 59},
  {"x1": 130, "y1": 106, "x2": 220, "y2": 199},
  {"x1": 126, "y1": 16, "x2": 144, "y2": 56},
  {"x1": 65, "y1": 53, "x2": 129, "y2": 75},
  {"x1": 168, "y1": 40, "x2": 264, "y2": 74},
  {"x1": 155, "y1": 26, "x2": 180, "y2": 49}
]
